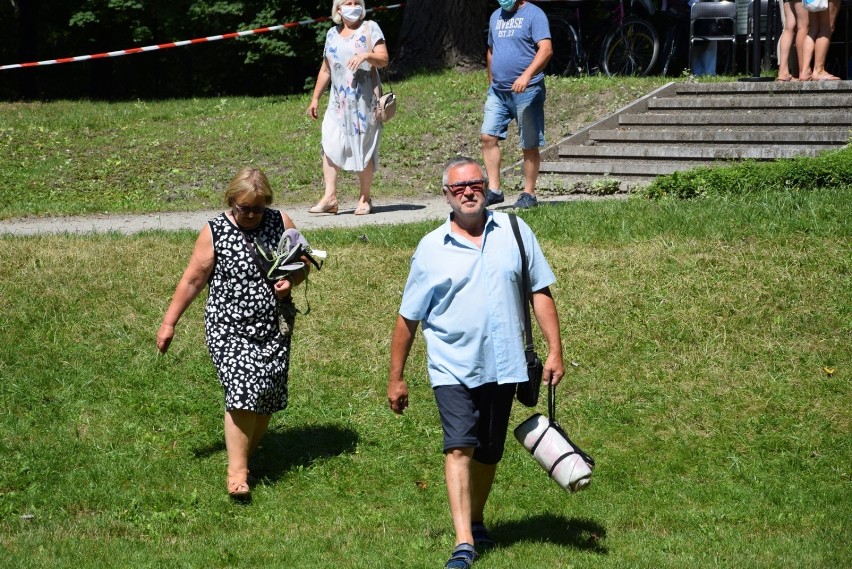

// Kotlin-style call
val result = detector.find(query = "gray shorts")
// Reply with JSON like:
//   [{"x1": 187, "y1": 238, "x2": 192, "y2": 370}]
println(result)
[{"x1": 433, "y1": 382, "x2": 517, "y2": 465}]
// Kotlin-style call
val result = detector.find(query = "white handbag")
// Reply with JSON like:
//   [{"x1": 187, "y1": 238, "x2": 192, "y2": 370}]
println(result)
[
  {"x1": 376, "y1": 91, "x2": 397, "y2": 122},
  {"x1": 514, "y1": 383, "x2": 595, "y2": 493}
]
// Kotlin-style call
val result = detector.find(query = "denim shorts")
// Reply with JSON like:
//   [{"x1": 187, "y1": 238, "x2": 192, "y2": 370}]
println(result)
[
  {"x1": 433, "y1": 382, "x2": 517, "y2": 465},
  {"x1": 481, "y1": 82, "x2": 546, "y2": 150}
]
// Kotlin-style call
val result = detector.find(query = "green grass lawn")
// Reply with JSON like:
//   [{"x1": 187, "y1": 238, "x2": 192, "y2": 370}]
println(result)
[
  {"x1": 0, "y1": 72, "x2": 673, "y2": 220},
  {"x1": 1, "y1": 190, "x2": 849, "y2": 568}
]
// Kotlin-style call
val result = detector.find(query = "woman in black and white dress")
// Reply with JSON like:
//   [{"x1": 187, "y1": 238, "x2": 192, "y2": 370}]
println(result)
[{"x1": 157, "y1": 167, "x2": 307, "y2": 500}]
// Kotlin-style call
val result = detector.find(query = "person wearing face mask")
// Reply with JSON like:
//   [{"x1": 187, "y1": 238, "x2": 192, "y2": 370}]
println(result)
[
  {"x1": 482, "y1": 0, "x2": 552, "y2": 210},
  {"x1": 306, "y1": 0, "x2": 390, "y2": 216}
]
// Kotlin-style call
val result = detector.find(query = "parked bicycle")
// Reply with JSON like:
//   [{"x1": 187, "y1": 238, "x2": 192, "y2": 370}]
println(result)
[
  {"x1": 658, "y1": 0, "x2": 691, "y2": 76},
  {"x1": 542, "y1": 0, "x2": 661, "y2": 77},
  {"x1": 545, "y1": 1, "x2": 586, "y2": 75}
]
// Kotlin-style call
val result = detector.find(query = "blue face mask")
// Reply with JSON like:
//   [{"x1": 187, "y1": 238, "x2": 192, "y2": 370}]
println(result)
[{"x1": 498, "y1": 0, "x2": 517, "y2": 10}]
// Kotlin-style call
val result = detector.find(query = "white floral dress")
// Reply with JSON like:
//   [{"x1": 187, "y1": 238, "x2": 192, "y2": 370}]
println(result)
[{"x1": 321, "y1": 20, "x2": 385, "y2": 172}]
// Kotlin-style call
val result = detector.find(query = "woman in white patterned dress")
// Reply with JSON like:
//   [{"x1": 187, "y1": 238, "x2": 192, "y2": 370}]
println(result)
[
  {"x1": 306, "y1": 0, "x2": 389, "y2": 216},
  {"x1": 157, "y1": 167, "x2": 308, "y2": 500}
]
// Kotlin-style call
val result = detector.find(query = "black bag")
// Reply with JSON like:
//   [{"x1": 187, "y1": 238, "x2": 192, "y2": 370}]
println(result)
[
  {"x1": 517, "y1": 350, "x2": 543, "y2": 407},
  {"x1": 509, "y1": 214, "x2": 542, "y2": 407}
]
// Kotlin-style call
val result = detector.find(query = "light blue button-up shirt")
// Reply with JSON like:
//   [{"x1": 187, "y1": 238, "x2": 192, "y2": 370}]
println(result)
[{"x1": 399, "y1": 211, "x2": 556, "y2": 388}]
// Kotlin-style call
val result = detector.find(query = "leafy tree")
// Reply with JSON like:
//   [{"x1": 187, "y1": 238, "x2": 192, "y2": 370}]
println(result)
[{"x1": 0, "y1": 1, "x2": 403, "y2": 99}]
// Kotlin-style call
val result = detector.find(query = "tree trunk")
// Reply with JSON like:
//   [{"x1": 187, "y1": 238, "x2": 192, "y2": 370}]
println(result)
[{"x1": 393, "y1": 0, "x2": 489, "y2": 76}]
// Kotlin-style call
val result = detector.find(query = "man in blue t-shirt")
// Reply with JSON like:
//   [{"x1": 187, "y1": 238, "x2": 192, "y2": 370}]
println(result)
[{"x1": 482, "y1": 0, "x2": 552, "y2": 210}]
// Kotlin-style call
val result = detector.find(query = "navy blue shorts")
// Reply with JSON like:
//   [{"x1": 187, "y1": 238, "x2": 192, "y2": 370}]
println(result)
[{"x1": 433, "y1": 382, "x2": 517, "y2": 465}]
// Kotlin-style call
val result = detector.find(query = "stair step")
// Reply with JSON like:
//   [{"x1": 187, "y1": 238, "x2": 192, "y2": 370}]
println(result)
[
  {"x1": 648, "y1": 94, "x2": 852, "y2": 109},
  {"x1": 588, "y1": 130, "x2": 850, "y2": 143},
  {"x1": 540, "y1": 161, "x2": 703, "y2": 176},
  {"x1": 675, "y1": 82, "x2": 852, "y2": 95},
  {"x1": 518, "y1": 81, "x2": 852, "y2": 188},
  {"x1": 619, "y1": 112, "x2": 852, "y2": 126},
  {"x1": 557, "y1": 145, "x2": 827, "y2": 160}
]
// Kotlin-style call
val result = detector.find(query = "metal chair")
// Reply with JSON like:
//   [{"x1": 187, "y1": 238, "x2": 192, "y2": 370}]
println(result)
[
  {"x1": 690, "y1": 0, "x2": 738, "y2": 74},
  {"x1": 745, "y1": 0, "x2": 780, "y2": 70}
]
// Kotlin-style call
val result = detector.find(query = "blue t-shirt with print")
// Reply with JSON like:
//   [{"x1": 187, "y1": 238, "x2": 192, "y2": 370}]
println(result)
[{"x1": 488, "y1": 2, "x2": 550, "y2": 91}]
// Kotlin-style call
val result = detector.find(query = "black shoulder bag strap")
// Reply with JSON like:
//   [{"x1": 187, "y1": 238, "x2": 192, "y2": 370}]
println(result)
[{"x1": 509, "y1": 214, "x2": 534, "y2": 356}]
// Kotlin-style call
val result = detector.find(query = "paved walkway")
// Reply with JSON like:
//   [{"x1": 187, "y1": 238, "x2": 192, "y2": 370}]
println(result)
[{"x1": 0, "y1": 194, "x2": 607, "y2": 236}]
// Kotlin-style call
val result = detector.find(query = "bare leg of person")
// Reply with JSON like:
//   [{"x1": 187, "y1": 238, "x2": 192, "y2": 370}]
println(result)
[
  {"x1": 445, "y1": 448, "x2": 476, "y2": 547},
  {"x1": 481, "y1": 134, "x2": 502, "y2": 192},
  {"x1": 355, "y1": 161, "x2": 374, "y2": 214},
  {"x1": 811, "y1": 0, "x2": 840, "y2": 80},
  {"x1": 521, "y1": 147, "x2": 540, "y2": 196},
  {"x1": 249, "y1": 413, "x2": 271, "y2": 458},
  {"x1": 800, "y1": 5, "x2": 817, "y2": 80},
  {"x1": 793, "y1": 1, "x2": 810, "y2": 77},
  {"x1": 777, "y1": 1, "x2": 796, "y2": 80},
  {"x1": 309, "y1": 153, "x2": 340, "y2": 213},
  {"x1": 469, "y1": 459, "x2": 498, "y2": 525},
  {"x1": 224, "y1": 409, "x2": 257, "y2": 494}
]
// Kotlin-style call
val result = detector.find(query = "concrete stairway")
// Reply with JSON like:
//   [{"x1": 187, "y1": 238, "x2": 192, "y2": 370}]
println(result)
[{"x1": 537, "y1": 80, "x2": 852, "y2": 191}]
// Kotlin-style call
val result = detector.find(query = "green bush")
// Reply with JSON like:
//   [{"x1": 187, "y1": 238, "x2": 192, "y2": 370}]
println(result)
[{"x1": 639, "y1": 145, "x2": 852, "y2": 200}]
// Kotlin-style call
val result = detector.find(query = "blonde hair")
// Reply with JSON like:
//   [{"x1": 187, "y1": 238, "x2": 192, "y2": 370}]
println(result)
[
  {"x1": 223, "y1": 167, "x2": 274, "y2": 207},
  {"x1": 331, "y1": 0, "x2": 366, "y2": 25}
]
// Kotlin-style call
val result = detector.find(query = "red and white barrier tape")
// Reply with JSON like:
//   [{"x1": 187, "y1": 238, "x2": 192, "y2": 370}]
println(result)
[{"x1": 1, "y1": 4, "x2": 403, "y2": 72}]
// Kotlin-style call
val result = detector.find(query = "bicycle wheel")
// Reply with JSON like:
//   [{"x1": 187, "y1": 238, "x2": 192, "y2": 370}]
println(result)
[
  {"x1": 599, "y1": 17, "x2": 660, "y2": 77},
  {"x1": 547, "y1": 21, "x2": 584, "y2": 77}
]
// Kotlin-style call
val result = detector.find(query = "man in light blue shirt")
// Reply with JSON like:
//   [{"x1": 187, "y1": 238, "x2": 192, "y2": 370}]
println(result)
[{"x1": 388, "y1": 156, "x2": 565, "y2": 569}]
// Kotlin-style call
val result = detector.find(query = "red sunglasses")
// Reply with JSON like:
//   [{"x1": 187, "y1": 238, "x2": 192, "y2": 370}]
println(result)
[{"x1": 444, "y1": 179, "x2": 486, "y2": 197}]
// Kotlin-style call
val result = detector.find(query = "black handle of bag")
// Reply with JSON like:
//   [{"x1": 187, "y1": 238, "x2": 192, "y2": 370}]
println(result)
[
  {"x1": 546, "y1": 380, "x2": 595, "y2": 467},
  {"x1": 548, "y1": 381, "x2": 557, "y2": 425}
]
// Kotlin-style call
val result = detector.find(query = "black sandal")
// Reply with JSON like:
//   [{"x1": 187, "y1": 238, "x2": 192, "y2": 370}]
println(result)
[
  {"x1": 471, "y1": 522, "x2": 495, "y2": 549},
  {"x1": 444, "y1": 543, "x2": 476, "y2": 569}
]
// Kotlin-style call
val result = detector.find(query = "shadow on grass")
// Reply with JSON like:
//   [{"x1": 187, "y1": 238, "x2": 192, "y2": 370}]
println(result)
[
  {"x1": 489, "y1": 514, "x2": 608, "y2": 554},
  {"x1": 192, "y1": 423, "x2": 359, "y2": 482}
]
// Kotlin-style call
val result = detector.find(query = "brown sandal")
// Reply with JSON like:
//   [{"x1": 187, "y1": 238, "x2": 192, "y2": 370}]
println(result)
[
  {"x1": 308, "y1": 198, "x2": 339, "y2": 215},
  {"x1": 354, "y1": 198, "x2": 373, "y2": 216},
  {"x1": 227, "y1": 476, "x2": 251, "y2": 500}
]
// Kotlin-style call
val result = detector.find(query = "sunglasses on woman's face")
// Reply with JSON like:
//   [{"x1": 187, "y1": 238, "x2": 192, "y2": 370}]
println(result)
[
  {"x1": 233, "y1": 204, "x2": 266, "y2": 215},
  {"x1": 444, "y1": 179, "x2": 486, "y2": 197}
]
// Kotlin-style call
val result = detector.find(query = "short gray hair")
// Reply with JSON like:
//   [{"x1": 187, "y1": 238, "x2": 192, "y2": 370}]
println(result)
[
  {"x1": 331, "y1": 0, "x2": 367, "y2": 25},
  {"x1": 442, "y1": 156, "x2": 486, "y2": 186}
]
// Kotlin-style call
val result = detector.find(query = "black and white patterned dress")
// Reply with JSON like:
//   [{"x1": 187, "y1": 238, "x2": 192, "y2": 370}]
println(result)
[{"x1": 205, "y1": 210, "x2": 289, "y2": 414}]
